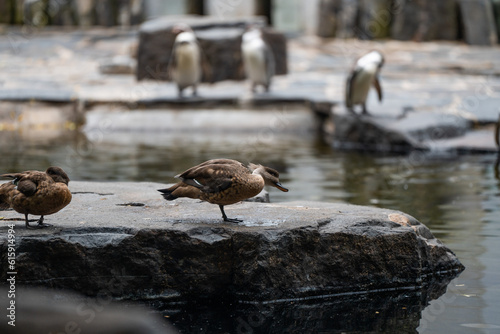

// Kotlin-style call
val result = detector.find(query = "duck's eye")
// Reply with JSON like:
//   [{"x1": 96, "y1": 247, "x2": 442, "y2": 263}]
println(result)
[{"x1": 267, "y1": 169, "x2": 279, "y2": 177}]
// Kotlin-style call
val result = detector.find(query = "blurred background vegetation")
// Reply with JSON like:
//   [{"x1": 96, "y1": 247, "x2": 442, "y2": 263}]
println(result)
[{"x1": 1, "y1": 0, "x2": 499, "y2": 45}]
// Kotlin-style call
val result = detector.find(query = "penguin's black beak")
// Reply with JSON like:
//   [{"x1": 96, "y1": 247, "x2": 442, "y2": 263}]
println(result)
[{"x1": 275, "y1": 182, "x2": 289, "y2": 192}]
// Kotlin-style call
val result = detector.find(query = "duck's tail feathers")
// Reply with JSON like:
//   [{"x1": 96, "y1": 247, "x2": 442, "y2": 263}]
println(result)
[
  {"x1": 158, "y1": 182, "x2": 201, "y2": 201},
  {"x1": 1, "y1": 173, "x2": 19, "y2": 180},
  {"x1": 158, "y1": 187, "x2": 178, "y2": 201}
]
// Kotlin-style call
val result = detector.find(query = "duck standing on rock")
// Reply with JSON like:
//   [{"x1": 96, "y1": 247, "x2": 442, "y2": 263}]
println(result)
[
  {"x1": 241, "y1": 26, "x2": 275, "y2": 93},
  {"x1": 169, "y1": 24, "x2": 201, "y2": 98},
  {"x1": 0, "y1": 167, "x2": 72, "y2": 229},
  {"x1": 158, "y1": 159, "x2": 288, "y2": 223},
  {"x1": 345, "y1": 50, "x2": 384, "y2": 115}
]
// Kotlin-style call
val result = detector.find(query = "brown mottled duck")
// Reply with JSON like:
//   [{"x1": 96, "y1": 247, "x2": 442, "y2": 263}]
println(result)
[
  {"x1": 0, "y1": 167, "x2": 72, "y2": 229},
  {"x1": 158, "y1": 159, "x2": 288, "y2": 223}
]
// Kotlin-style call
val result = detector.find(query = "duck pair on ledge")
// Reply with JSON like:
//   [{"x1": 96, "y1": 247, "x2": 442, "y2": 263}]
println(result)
[{"x1": 0, "y1": 159, "x2": 288, "y2": 228}]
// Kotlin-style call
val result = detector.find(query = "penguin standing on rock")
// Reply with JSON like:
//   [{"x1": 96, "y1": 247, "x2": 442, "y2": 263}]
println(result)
[
  {"x1": 168, "y1": 24, "x2": 201, "y2": 98},
  {"x1": 241, "y1": 27, "x2": 275, "y2": 93},
  {"x1": 345, "y1": 51, "x2": 384, "y2": 115}
]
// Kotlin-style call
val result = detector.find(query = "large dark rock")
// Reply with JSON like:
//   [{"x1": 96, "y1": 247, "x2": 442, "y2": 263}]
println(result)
[
  {"x1": 458, "y1": 0, "x2": 499, "y2": 45},
  {"x1": 324, "y1": 108, "x2": 478, "y2": 152},
  {"x1": 0, "y1": 181, "x2": 463, "y2": 303},
  {"x1": 136, "y1": 15, "x2": 287, "y2": 83}
]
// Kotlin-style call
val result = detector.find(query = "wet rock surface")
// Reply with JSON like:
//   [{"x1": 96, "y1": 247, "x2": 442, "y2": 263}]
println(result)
[{"x1": 0, "y1": 181, "x2": 464, "y2": 303}]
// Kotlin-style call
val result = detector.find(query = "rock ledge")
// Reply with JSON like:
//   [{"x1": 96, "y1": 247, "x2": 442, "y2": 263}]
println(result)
[{"x1": 0, "y1": 182, "x2": 463, "y2": 302}]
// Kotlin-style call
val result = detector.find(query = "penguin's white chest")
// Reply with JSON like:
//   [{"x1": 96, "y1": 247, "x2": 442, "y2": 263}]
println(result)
[
  {"x1": 242, "y1": 41, "x2": 268, "y2": 84},
  {"x1": 172, "y1": 43, "x2": 201, "y2": 86},
  {"x1": 350, "y1": 66, "x2": 377, "y2": 104}
]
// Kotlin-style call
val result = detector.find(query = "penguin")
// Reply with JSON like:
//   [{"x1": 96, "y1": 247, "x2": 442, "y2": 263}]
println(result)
[
  {"x1": 241, "y1": 26, "x2": 275, "y2": 93},
  {"x1": 168, "y1": 24, "x2": 202, "y2": 98},
  {"x1": 345, "y1": 51, "x2": 384, "y2": 115}
]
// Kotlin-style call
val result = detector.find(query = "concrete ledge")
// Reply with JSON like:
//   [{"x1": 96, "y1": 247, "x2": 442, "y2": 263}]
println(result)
[{"x1": 0, "y1": 181, "x2": 464, "y2": 302}]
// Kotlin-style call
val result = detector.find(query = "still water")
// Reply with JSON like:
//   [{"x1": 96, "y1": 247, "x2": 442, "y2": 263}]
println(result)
[{"x1": 1, "y1": 117, "x2": 499, "y2": 333}]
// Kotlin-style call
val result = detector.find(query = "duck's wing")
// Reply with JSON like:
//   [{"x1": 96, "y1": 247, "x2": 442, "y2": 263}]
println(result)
[
  {"x1": 177, "y1": 160, "x2": 248, "y2": 194},
  {"x1": 180, "y1": 169, "x2": 233, "y2": 194},
  {"x1": 1, "y1": 171, "x2": 44, "y2": 197},
  {"x1": 1, "y1": 172, "x2": 21, "y2": 180},
  {"x1": 178, "y1": 159, "x2": 244, "y2": 175}
]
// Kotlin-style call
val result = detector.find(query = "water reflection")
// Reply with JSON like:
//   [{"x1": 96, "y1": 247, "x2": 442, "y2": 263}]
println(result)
[
  {"x1": 1, "y1": 125, "x2": 499, "y2": 333},
  {"x1": 166, "y1": 286, "x2": 444, "y2": 333}
]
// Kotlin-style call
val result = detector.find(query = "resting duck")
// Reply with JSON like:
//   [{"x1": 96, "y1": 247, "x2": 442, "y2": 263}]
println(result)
[
  {"x1": 345, "y1": 50, "x2": 384, "y2": 115},
  {"x1": 241, "y1": 26, "x2": 275, "y2": 93},
  {"x1": 158, "y1": 159, "x2": 288, "y2": 223},
  {"x1": 168, "y1": 23, "x2": 202, "y2": 98},
  {"x1": 0, "y1": 167, "x2": 72, "y2": 229}
]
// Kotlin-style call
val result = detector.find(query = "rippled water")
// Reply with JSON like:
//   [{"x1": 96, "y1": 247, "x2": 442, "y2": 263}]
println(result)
[{"x1": 1, "y1": 118, "x2": 499, "y2": 333}]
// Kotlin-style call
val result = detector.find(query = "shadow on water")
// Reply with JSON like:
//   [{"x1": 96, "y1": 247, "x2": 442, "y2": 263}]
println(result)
[
  {"x1": 161, "y1": 276, "x2": 457, "y2": 333},
  {"x1": 0, "y1": 276, "x2": 459, "y2": 334}
]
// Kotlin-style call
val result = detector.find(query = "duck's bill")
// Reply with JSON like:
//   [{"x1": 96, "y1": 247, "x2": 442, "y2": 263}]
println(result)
[{"x1": 275, "y1": 182, "x2": 289, "y2": 192}]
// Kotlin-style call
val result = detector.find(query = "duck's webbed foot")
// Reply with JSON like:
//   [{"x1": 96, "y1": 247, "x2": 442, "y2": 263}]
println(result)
[
  {"x1": 219, "y1": 205, "x2": 243, "y2": 223},
  {"x1": 25, "y1": 215, "x2": 51, "y2": 229},
  {"x1": 36, "y1": 216, "x2": 52, "y2": 228},
  {"x1": 224, "y1": 217, "x2": 243, "y2": 223}
]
